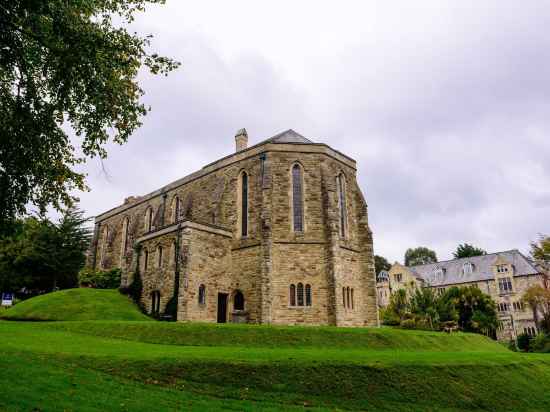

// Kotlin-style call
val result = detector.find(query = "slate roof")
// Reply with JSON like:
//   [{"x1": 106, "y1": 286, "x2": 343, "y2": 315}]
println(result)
[
  {"x1": 408, "y1": 250, "x2": 540, "y2": 287},
  {"x1": 262, "y1": 129, "x2": 314, "y2": 144}
]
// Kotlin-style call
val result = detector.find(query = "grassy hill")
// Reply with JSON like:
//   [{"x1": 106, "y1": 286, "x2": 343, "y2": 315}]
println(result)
[
  {"x1": 1, "y1": 289, "x2": 549, "y2": 411},
  {"x1": 0, "y1": 288, "x2": 149, "y2": 321}
]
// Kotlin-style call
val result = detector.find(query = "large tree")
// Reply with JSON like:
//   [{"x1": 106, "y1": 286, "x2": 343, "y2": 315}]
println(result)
[
  {"x1": 404, "y1": 247, "x2": 438, "y2": 266},
  {"x1": 531, "y1": 235, "x2": 550, "y2": 264},
  {"x1": 374, "y1": 255, "x2": 391, "y2": 276},
  {"x1": 453, "y1": 243, "x2": 487, "y2": 259},
  {"x1": 0, "y1": 207, "x2": 91, "y2": 294},
  {"x1": 0, "y1": 1, "x2": 179, "y2": 230}
]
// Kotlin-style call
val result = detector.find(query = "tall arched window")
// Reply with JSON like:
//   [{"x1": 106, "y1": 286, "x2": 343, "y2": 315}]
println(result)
[
  {"x1": 157, "y1": 246, "x2": 163, "y2": 268},
  {"x1": 337, "y1": 174, "x2": 347, "y2": 238},
  {"x1": 198, "y1": 284, "x2": 206, "y2": 305},
  {"x1": 292, "y1": 164, "x2": 304, "y2": 232},
  {"x1": 346, "y1": 287, "x2": 351, "y2": 309},
  {"x1": 297, "y1": 283, "x2": 304, "y2": 306},
  {"x1": 289, "y1": 284, "x2": 296, "y2": 306},
  {"x1": 240, "y1": 172, "x2": 249, "y2": 237},
  {"x1": 342, "y1": 287, "x2": 346, "y2": 307},
  {"x1": 120, "y1": 217, "x2": 129, "y2": 265},
  {"x1": 144, "y1": 207, "x2": 153, "y2": 232},
  {"x1": 99, "y1": 226, "x2": 109, "y2": 268},
  {"x1": 351, "y1": 288, "x2": 354, "y2": 309},
  {"x1": 171, "y1": 196, "x2": 180, "y2": 224},
  {"x1": 234, "y1": 290, "x2": 245, "y2": 311}
]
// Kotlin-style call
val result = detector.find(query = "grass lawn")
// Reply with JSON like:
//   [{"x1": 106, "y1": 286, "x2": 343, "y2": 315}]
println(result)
[
  {"x1": 0, "y1": 289, "x2": 149, "y2": 321},
  {"x1": 2, "y1": 290, "x2": 550, "y2": 411},
  {"x1": 2, "y1": 321, "x2": 550, "y2": 411}
]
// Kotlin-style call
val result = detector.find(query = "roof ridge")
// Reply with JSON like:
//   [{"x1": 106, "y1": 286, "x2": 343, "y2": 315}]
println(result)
[{"x1": 408, "y1": 249, "x2": 521, "y2": 269}]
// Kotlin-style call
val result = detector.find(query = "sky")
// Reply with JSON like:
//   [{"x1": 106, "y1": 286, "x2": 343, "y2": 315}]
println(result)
[{"x1": 76, "y1": 1, "x2": 550, "y2": 263}]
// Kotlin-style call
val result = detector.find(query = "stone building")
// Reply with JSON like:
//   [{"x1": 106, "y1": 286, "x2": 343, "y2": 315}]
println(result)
[
  {"x1": 377, "y1": 250, "x2": 547, "y2": 340},
  {"x1": 88, "y1": 129, "x2": 378, "y2": 327}
]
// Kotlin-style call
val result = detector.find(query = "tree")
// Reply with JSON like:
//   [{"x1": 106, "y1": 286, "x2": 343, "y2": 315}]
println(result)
[
  {"x1": 523, "y1": 285, "x2": 550, "y2": 334},
  {"x1": 0, "y1": 1, "x2": 179, "y2": 230},
  {"x1": 374, "y1": 255, "x2": 391, "y2": 276},
  {"x1": 453, "y1": 243, "x2": 487, "y2": 259},
  {"x1": 531, "y1": 235, "x2": 550, "y2": 264},
  {"x1": 404, "y1": 247, "x2": 437, "y2": 266},
  {"x1": 409, "y1": 288, "x2": 440, "y2": 330},
  {"x1": 441, "y1": 286, "x2": 498, "y2": 336},
  {"x1": 0, "y1": 207, "x2": 91, "y2": 294}
]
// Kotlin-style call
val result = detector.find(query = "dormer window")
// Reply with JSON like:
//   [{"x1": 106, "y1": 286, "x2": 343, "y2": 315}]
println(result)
[
  {"x1": 434, "y1": 267, "x2": 445, "y2": 279},
  {"x1": 463, "y1": 262, "x2": 473, "y2": 275}
]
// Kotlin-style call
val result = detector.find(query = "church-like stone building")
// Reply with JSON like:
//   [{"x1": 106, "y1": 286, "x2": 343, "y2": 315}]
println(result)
[{"x1": 88, "y1": 129, "x2": 378, "y2": 326}]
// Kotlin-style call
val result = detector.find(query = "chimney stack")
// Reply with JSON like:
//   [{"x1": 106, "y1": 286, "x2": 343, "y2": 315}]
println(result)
[{"x1": 235, "y1": 128, "x2": 248, "y2": 152}]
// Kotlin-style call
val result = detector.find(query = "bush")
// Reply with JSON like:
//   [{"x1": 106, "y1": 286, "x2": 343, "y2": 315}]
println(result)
[
  {"x1": 516, "y1": 333, "x2": 531, "y2": 352},
  {"x1": 78, "y1": 268, "x2": 121, "y2": 289},
  {"x1": 119, "y1": 270, "x2": 143, "y2": 308},
  {"x1": 400, "y1": 319, "x2": 417, "y2": 329},
  {"x1": 530, "y1": 333, "x2": 550, "y2": 353}
]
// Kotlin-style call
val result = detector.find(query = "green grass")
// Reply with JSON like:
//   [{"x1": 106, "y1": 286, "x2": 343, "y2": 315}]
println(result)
[
  {"x1": 2, "y1": 321, "x2": 550, "y2": 411},
  {"x1": 0, "y1": 288, "x2": 150, "y2": 321},
  {"x1": 2, "y1": 289, "x2": 550, "y2": 411}
]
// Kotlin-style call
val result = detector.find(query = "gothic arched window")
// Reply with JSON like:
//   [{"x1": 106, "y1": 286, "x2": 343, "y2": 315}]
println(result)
[
  {"x1": 120, "y1": 217, "x2": 129, "y2": 265},
  {"x1": 289, "y1": 284, "x2": 296, "y2": 306},
  {"x1": 144, "y1": 207, "x2": 153, "y2": 232},
  {"x1": 337, "y1": 174, "x2": 347, "y2": 238},
  {"x1": 157, "y1": 246, "x2": 163, "y2": 268},
  {"x1": 305, "y1": 284, "x2": 312, "y2": 306},
  {"x1": 240, "y1": 172, "x2": 249, "y2": 237},
  {"x1": 297, "y1": 283, "x2": 304, "y2": 306},
  {"x1": 292, "y1": 164, "x2": 304, "y2": 232},
  {"x1": 171, "y1": 196, "x2": 180, "y2": 223}
]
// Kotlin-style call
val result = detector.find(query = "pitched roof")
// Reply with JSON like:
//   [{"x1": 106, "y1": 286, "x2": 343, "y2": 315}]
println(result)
[
  {"x1": 408, "y1": 250, "x2": 539, "y2": 287},
  {"x1": 263, "y1": 129, "x2": 314, "y2": 144}
]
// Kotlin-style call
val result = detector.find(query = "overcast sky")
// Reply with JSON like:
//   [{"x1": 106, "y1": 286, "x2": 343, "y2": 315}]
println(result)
[{"x1": 76, "y1": 1, "x2": 550, "y2": 263}]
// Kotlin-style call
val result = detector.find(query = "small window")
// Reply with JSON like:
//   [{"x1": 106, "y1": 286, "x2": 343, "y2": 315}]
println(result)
[
  {"x1": 143, "y1": 249, "x2": 149, "y2": 271},
  {"x1": 463, "y1": 262, "x2": 473, "y2": 275},
  {"x1": 198, "y1": 284, "x2": 206, "y2": 305},
  {"x1": 395, "y1": 273, "x2": 403, "y2": 283},
  {"x1": 497, "y1": 265, "x2": 509, "y2": 273},
  {"x1": 289, "y1": 284, "x2": 296, "y2": 306},
  {"x1": 234, "y1": 291, "x2": 245, "y2": 311},
  {"x1": 297, "y1": 283, "x2": 304, "y2": 306},
  {"x1": 157, "y1": 246, "x2": 163, "y2": 268},
  {"x1": 305, "y1": 284, "x2": 312, "y2": 306}
]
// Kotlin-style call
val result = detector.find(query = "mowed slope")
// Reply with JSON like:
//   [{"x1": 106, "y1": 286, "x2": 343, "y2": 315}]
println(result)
[
  {"x1": 2, "y1": 289, "x2": 550, "y2": 411},
  {"x1": 0, "y1": 288, "x2": 149, "y2": 321}
]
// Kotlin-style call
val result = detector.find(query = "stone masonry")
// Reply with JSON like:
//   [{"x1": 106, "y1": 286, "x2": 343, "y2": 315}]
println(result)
[{"x1": 88, "y1": 129, "x2": 379, "y2": 327}]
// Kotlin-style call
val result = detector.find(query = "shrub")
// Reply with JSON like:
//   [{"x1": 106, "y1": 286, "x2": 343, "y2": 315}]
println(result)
[
  {"x1": 119, "y1": 270, "x2": 143, "y2": 308},
  {"x1": 400, "y1": 319, "x2": 416, "y2": 329},
  {"x1": 516, "y1": 333, "x2": 531, "y2": 352},
  {"x1": 530, "y1": 333, "x2": 550, "y2": 353},
  {"x1": 78, "y1": 268, "x2": 121, "y2": 289}
]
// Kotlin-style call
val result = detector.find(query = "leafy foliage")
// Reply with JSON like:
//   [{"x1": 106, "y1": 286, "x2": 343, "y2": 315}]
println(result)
[
  {"x1": 531, "y1": 235, "x2": 550, "y2": 264},
  {"x1": 404, "y1": 247, "x2": 437, "y2": 266},
  {"x1": 523, "y1": 285, "x2": 550, "y2": 334},
  {"x1": 374, "y1": 255, "x2": 391, "y2": 276},
  {"x1": 0, "y1": 1, "x2": 179, "y2": 228},
  {"x1": 0, "y1": 207, "x2": 91, "y2": 294},
  {"x1": 453, "y1": 243, "x2": 487, "y2": 258},
  {"x1": 78, "y1": 267, "x2": 121, "y2": 289},
  {"x1": 382, "y1": 285, "x2": 497, "y2": 336}
]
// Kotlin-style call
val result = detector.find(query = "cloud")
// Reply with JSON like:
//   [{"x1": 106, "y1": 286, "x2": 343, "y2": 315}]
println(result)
[{"x1": 75, "y1": 1, "x2": 550, "y2": 263}]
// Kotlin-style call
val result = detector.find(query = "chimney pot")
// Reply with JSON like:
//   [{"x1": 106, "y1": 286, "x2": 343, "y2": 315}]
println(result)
[{"x1": 235, "y1": 128, "x2": 248, "y2": 152}]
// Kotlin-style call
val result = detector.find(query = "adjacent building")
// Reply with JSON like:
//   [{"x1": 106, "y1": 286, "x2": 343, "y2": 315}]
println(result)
[
  {"x1": 88, "y1": 129, "x2": 378, "y2": 327},
  {"x1": 377, "y1": 250, "x2": 547, "y2": 340}
]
